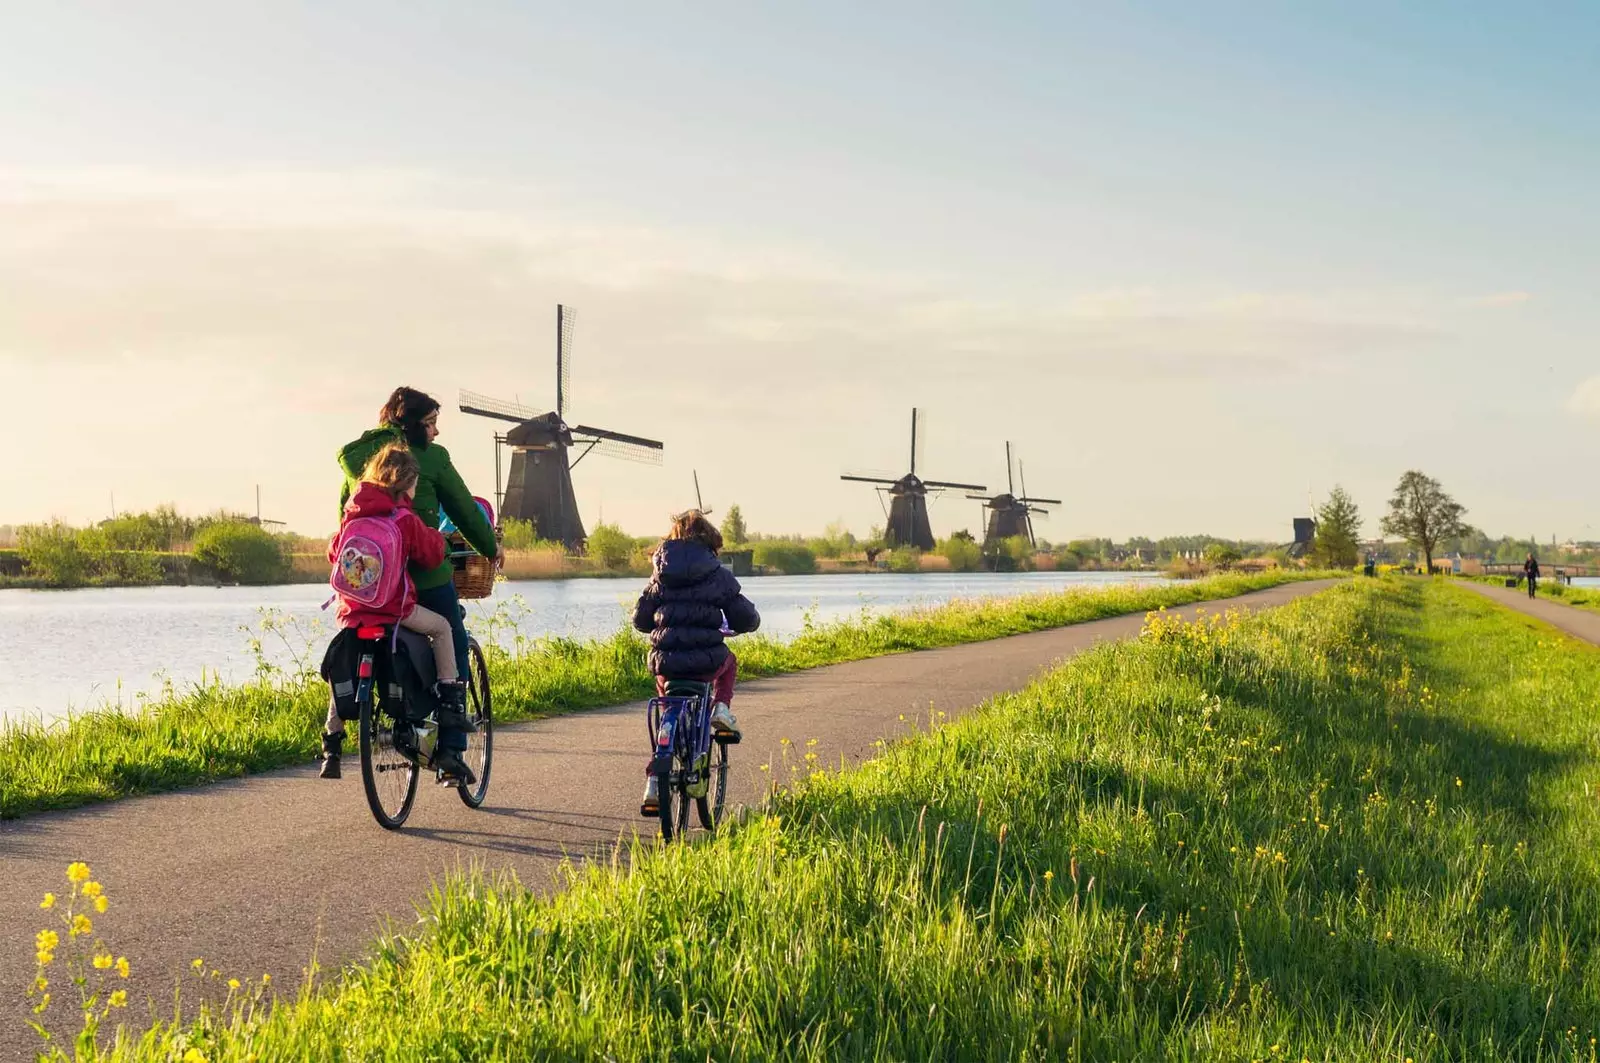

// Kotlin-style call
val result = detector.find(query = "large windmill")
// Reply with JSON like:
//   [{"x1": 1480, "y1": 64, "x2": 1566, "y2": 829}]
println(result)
[
  {"x1": 968, "y1": 442, "x2": 1061, "y2": 551},
  {"x1": 841, "y1": 408, "x2": 984, "y2": 551},
  {"x1": 461, "y1": 305, "x2": 663, "y2": 549}
]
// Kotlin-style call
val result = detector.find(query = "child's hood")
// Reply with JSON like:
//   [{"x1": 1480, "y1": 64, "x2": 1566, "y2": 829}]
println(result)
[
  {"x1": 654, "y1": 539, "x2": 723, "y2": 588},
  {"x1": 344, "y1": 482, "x2": 404, "y2": 520}
]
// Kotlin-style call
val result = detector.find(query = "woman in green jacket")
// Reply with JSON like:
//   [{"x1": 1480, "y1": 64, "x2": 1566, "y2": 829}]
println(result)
[{"x1": 330, "y1": 386, "x2": 501, "y2": 784}]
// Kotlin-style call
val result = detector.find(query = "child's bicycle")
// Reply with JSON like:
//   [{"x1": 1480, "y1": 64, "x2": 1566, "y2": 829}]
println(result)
[
  {"x1": 353, "y1": 615, "x2": 493, "y2": 829},
  {"x1": 644, "y1": 678, "x2": 739, "y2": 841}
]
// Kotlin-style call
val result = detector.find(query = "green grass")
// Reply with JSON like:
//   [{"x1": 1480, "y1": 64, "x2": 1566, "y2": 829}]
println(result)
[
  {"x1": 57, "y1": 578, "x2": 1600, "y2": 1061},
  {"x1": 0, "y1": 571, "x2": 1323, "y2": 820}
]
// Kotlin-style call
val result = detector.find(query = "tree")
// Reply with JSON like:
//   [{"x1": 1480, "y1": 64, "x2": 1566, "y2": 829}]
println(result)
[
  {"x1": 936, "y1": 534, "x2": 982, "y2": 572},
  {"x1": 1312, "y1": 485, "x2": 1363, "y2": 569},
  {"x1": 192, "y1": 522, "x2": 289, "y2": 584},
  {"x1": 585, "y1": 522, "x2": 634, "y2": 570},
  {"x1": 1203, "y1": 542, "x2": 1242, "y2": 569},
  {"x1": 719, "y1": 504, "x2": 747, "y2": 547},
  {"x1": 1380, "y1": 470, "x2": 1466, "y2": 575}
]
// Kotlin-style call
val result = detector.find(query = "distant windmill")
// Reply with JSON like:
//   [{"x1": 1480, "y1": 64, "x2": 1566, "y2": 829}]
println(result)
[
  {"x1": 692, "y1": 470, "x2": 713, "y2": 516},
  {"x1": 461, "y1": 305, "x2": 663, "y2": 549},
  {"x1": 968, "y1": 443, "x2": 1060, "y2": 550},
  {"x1": 841, "y1": 408, "x2": 985, "y2": 551}
]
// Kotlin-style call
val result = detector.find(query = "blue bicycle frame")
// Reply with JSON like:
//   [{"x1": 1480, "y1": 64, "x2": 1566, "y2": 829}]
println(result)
[{"x1": 648, "y1": 681, "x2": 716, "y2": 799}]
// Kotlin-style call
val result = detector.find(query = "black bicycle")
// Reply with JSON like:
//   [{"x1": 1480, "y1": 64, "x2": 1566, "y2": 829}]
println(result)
[
  {"x1": 645, "y1": 679, "x2": 737, "y2": 841},
  {"x1": 356, "y1": 618, "x2": 494, "y2": 830}
]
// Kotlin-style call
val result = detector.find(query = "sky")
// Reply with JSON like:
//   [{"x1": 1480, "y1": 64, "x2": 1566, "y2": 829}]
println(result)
[{"x1": 2, "y1": 1, "x2": 1596, "y2": 544}]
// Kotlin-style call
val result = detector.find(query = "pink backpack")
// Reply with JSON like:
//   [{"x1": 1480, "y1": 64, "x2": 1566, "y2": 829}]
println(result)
[{"x1": 330, "y1": 513, "x2": 412, "y2": 620}]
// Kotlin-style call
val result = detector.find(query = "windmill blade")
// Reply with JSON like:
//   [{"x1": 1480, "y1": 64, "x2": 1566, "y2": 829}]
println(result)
[
  {"x1": 841, "y1": 474, "x2": 900, "y2": 486},
  {"x1": 571, "y1": 424, "x2": 664, "y2": 450},
  {"x1": 911, "y1": 408, "x2": 927, "y2": 478},
  {"x1": 924, "y1": 479, "x2": 987, "y2": 492},
  {"x1": 576, "y1": 436, "x2": 664, "y2": 466},
  {"x1": 694, "y1": 470, "x2": 704, "y2": 511},
  {"x1": 460, "y1": 389, "x2": 541, "y2": 424},
  {"x1": 964, "y1": 493, "x2": 993, "y2": 502},
  {"x1": 1018, "y1": 496, "x2": 1063, "y2": 506},
  {"x1": 556, "y1": 304, "x2": 576, "y2": 420},
  {"x1": 1006, "y1": 441, "x2": 1016, "y2": 496}
]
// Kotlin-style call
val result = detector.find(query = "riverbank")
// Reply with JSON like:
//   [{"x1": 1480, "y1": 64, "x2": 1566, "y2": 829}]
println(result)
[
  {"x1": 48, "y1": 578, "x2": 1600, "y2": 1059},
  {"x1": 0, "y1": 571, "x2": 1327, "y2": 819}
]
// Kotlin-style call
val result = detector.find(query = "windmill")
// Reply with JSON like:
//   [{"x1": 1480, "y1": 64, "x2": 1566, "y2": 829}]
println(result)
[
  {"x1": 841, "y1": 408, "x2": 985, "y2": 551},
  {"x1": 461, "y1": 305, "x2": 663, "y2": 549},
  {"x1": 968, "y1": 443, "x2": 1060, "y2": 551},
  {"x1": 692, "y1": 470, "x2": 713, "y2": 516}
]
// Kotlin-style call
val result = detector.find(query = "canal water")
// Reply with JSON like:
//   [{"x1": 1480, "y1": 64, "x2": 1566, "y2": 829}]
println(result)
[{"x1": 0, "y1": 570, "x2": 1166, "y2": 724}]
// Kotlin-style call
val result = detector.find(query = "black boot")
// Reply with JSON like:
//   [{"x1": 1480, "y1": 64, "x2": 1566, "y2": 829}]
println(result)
[
  {"x1": 434, "y1": 749, "x2": 477, "y2": 787},
  {"x1": 318, "y1": 731, "x2": 343, "y2": 780},
  {"x1": 432, "y1": 681, "x2": 477, "y2": 734}
]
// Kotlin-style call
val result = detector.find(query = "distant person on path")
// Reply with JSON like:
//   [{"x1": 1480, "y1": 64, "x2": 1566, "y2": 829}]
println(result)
[
  {"x1": 329, "y1": 387, "x2": 502, "y2": 783},
  {"x1": 632, "y1": 510, "x2": 760, "y2": 813},
  {"x1": 1524, "y1": 553, "x2": 1541, "y2": 599}
]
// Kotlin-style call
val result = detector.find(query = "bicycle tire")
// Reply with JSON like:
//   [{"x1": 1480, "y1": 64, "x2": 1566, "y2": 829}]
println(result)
[
  {"x1": 457, "y1": 638, "x2": 494, "y2": 809},
  {"x1": 696, "y1": 740, "x2": 729, "y2": 830},
  {"x1": 359, "y1": 696, "x2": 418, "y2": 830},
  {"x1": 655, "y1": 761, "x2": 684, "y2": 842}
]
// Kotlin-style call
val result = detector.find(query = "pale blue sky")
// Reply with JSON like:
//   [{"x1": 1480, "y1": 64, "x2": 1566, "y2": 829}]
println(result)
[{"x1": 2, "y1": 2, "x2": 1596, "y2": 541}]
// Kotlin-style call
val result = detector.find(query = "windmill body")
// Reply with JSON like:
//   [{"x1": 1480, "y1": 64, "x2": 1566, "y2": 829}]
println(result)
[
  {"x1": 842, "y1": 409, "x2": 984, "y2": 552},
  {"x1": 462, "y1": 306, "x2": 662, "y2": 550},
  {"x1": 970, "y1": 443, "x2": 1061, "y2": 553}
]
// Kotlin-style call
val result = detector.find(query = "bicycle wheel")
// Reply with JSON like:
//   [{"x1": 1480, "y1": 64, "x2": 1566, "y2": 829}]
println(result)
[
  {"x1": 359, "y1": 697, "x2": 418, "y2": 830},
  {"x1": 696, "y1": 739, "x2": 729, "y2": 830},
  {"x1": 654, "y1": 759, "x2": 684, "y2": 842},
  {"x1": 457, "y1": 638, "x2": 494, "y2": 809}
]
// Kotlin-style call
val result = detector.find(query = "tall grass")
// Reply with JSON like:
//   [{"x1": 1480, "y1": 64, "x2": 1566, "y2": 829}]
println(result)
[
  {"x1": 0, "y1": 573, "x2": 1320, "y2": 820},
  {"x1": 70, "y1": 579, "x2": 1600, "y2": 1060}
]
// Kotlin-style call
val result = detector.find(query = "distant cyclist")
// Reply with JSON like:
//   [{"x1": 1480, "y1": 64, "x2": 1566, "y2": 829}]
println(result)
[{"x1": 1524, "y1": 553, "x2": 1541, "y2": 599}]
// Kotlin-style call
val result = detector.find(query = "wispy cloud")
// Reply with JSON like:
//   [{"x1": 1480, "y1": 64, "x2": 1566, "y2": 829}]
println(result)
[{"x1": 1471, "y1": 291, "x2": 1534, "y2": 307}]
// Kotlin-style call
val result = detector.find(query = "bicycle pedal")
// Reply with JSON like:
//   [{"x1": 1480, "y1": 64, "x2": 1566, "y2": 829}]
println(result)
[
  {"x1": 714, "y1": 731, "x2": 742, "y2": 745},
  {"x1": 640, "y1": 803, "x2": 660, "y2": 817}
]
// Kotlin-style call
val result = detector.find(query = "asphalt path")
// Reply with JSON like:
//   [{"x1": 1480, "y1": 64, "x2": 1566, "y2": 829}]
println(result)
[
  {"x1": 0, "y1": 579, "x2": 1335, "y2": 1059},
  {"x1": 1457, "y1": 579, "x2": 1600, "y2": 643}
]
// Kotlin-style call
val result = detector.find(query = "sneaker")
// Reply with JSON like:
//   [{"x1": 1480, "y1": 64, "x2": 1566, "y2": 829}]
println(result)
[
  {"x1": 433, "y1": 749, "x2": 477, "y2": 787},
  {"x1": 709, "y1": 701, "x2": 739, "y2": 736},
  {"x1": 640, "y1": 773, "x2": 661, "y2": 815},
  {"x1": 318, "y1": 731, "x2": 343, "y2": 780},
  {"x1": 432, "y1": 680, "x2": 478, "y2": 734}
]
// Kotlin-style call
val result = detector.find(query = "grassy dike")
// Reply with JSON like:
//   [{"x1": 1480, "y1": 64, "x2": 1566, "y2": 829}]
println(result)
[
  {"x1": 1470, "y1": 573, "x2": 1600, "y2": 614},
  {"x1": 0, "y1": 572, "x2": 1322, "y2": 820},
  {"x1": 52, "y1": 578, "x2": 1600, "y2": 1061}
]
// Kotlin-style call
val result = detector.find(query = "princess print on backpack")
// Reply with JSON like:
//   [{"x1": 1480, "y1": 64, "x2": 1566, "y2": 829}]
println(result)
[{"x1": 331, "y1": 514, "x2": 407, "y2": 614}]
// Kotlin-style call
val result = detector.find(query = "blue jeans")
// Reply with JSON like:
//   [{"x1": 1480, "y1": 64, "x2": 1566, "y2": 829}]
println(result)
[{"x1": 415, "y1": 580, "x2": 470, "y2": 752}]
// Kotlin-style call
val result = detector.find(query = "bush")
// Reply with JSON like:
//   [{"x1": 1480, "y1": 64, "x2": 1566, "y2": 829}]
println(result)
[
  {"x1": 500, "y1": 518, "x2": 542, "y2": 552},
  {"x1": 586, "y1": 523, "x2": 635, "y2": 570},
  {"x1": 887, "y1": 546, "x2": 922, "y2": 573},
  {"x1": 18, "y1": 522, "x2": 94, "y2": 586},
  {"x1": 753, "y1": 541, "x2": 817, "y2": 575},
  {"x1": 191, "y1": 522, "x2": 289, "y2": 584},
  {"x1": 936, "y1": 536, "x2": 983, "y2": 573}
]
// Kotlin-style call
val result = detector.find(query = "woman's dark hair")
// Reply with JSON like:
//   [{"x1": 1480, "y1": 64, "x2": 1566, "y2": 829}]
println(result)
[{"x1": 379, "y1": 387, "x2": 441, "y2": 448}]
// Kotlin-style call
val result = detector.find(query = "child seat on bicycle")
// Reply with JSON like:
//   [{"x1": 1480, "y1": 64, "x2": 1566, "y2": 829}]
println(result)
[{"x1": 633, "y1": 510, "x2": 759, "y2": 810}]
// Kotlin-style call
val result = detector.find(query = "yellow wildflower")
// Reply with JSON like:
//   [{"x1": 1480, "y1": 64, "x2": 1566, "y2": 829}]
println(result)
[
  {"x1": 116, "y1": 957, "x2": 130, "y2": 978},
  {"x1": 94, "y1": 896, "x2": 109, "y2": 914},
  {"x1": 1043, "y1": 869, "x2": 1054, "y2": 882},
  {"x1": 109, "y1": 989, "x2": 128, "y2": 1008},
  {"x1": 36, "y1": 930, "x2": 59, "y2": 951},
  {"x1": 93, "y1": 953, "x2": 114, "y2": 970},
  {"x1": 182, "y1": 1048, "x2": 209, "y2": 1063},
  {"x1": 81, "y1": 881, "x2": 103, "y2": 899},
  {"x1": 66, "y1": 862, "x2": 91, "y2": 884},
  {"x1": 39, "y1": 893, "x2": 55, "y2": 910},
  {"x1": 228, "y1": 978, "x2": 241, "y2": 990},
  {"x1": 191, "y1": 958, "x2": 204, "y2": 970},
  {"x1": 36, "y1": 950, "x2": 53, "y2": 966},
  {"x1": 261, "y1": 973, "x2": 271, "y2": 985},
  {"x1": 70, "y1": 914, "x2": 92, "y2": 938},
  {"x1": 32, "y1": 976, "x2": 47, "y2": 993}
]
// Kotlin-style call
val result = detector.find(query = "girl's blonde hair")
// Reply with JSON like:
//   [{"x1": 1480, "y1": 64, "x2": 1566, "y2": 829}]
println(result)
[
  {"x1": 361, "y1": 442, "x2": 421, "y2": 499},
  {"x1": 666, "y1": 509, "x2": 723, "y2": 553}
]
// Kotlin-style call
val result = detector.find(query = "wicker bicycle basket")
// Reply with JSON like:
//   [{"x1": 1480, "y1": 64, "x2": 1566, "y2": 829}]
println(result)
[{"x1": 448, "y1": 532, "x2": 498, "y2": 600}]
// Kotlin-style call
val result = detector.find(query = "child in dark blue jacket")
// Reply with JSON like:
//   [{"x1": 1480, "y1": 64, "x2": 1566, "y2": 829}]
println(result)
[{"x1": 632, "y1": 510, "x2": 760, "y2": 811}]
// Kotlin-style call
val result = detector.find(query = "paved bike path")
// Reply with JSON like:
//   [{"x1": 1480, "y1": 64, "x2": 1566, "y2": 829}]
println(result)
[
  {"x1": 0, "y1": 580, "x2": 1334, "y2": 1058},
  {"x1": 1457, "y1": 580, "x2": 1600, "y2": 643}
]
